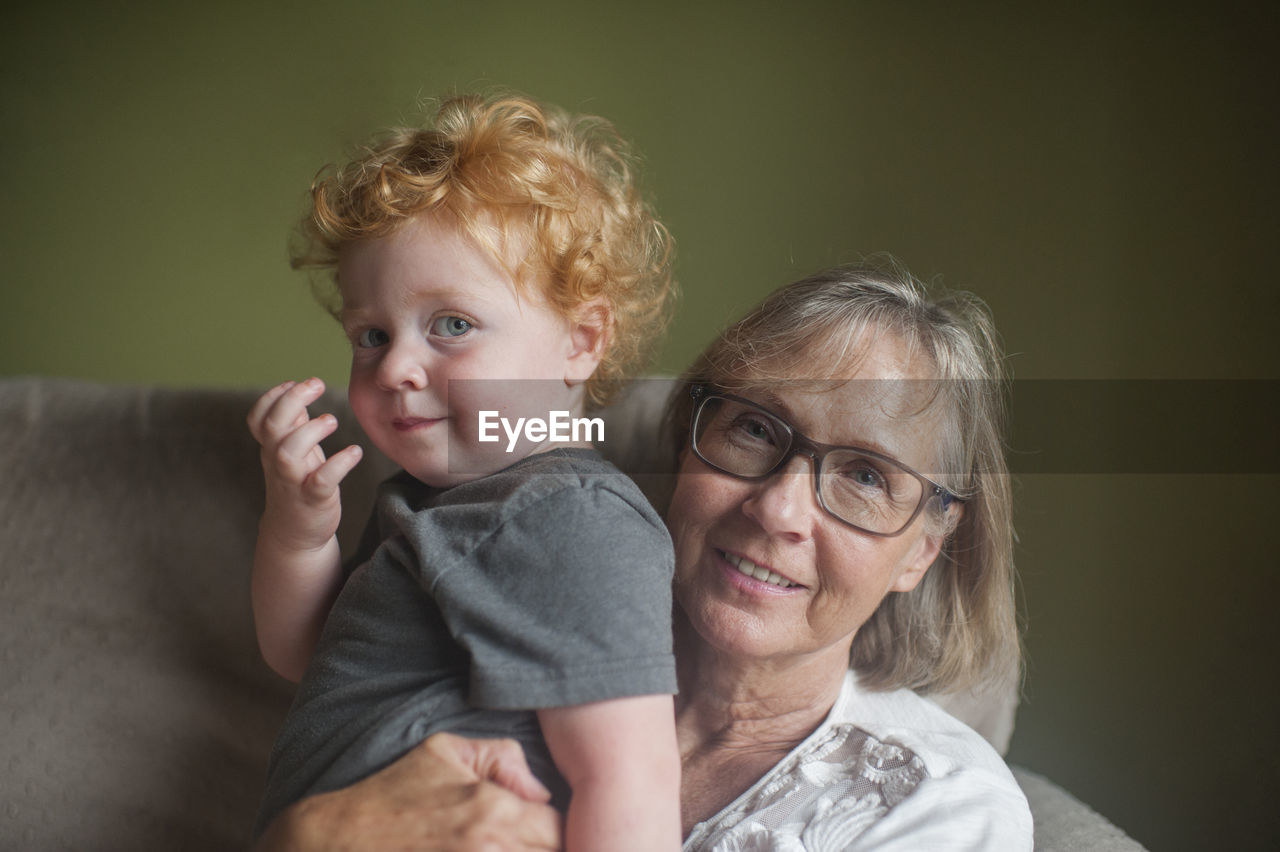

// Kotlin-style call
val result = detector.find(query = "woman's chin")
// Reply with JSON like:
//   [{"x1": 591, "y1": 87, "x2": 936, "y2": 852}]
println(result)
[{"x1": 678, "y1": 590, "x2": 784, "y2": 660}]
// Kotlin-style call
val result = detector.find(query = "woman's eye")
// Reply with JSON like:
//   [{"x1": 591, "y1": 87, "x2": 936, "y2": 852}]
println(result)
[
  {"x1": 430, "y1": 316, "x2": 473, "y2": 338},
  {"x1": 733, "y1": 415, "x2": 777, "y2": 444},
  {"x1": 848, "y1": 465, "x2": 887, "y2": 491},
  {"x1": 356, "y1": 328, "x2": 389, "y2": 349}
]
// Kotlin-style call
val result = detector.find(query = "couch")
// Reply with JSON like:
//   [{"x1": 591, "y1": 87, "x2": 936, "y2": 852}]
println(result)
[{"x1": 0, "y1": 377, "x2": 1145, "y2": 850}]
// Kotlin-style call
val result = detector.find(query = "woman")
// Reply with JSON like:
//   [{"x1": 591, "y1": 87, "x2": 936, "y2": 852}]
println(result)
[{"x1": 258, "y1": 259, "x2": 1032, "y2": 850}]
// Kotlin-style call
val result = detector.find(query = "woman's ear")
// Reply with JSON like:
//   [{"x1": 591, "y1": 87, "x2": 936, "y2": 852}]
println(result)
[
  {"x1": 890, "y1": 501, "x2": 963, "y2": 593},
  {"x1": 564, "y1": 301, "x2": 612, "y2": 386},
  {"x1": 889, "y1": 533, "x2": 942, "y2": 594}
]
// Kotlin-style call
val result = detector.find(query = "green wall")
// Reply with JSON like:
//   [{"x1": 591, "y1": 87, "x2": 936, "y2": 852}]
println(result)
[{"x1": 4, "y1": 2, "x2": 1277, "y2": 848}]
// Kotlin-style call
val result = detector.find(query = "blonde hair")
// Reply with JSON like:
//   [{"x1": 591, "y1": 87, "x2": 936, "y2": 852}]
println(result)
[
  {"x1": 292, "y1": 92, "x2": 675, "y2": 407},
  {"x1": 668, "y1": 258, "x2": 1020, "y2": 695}
]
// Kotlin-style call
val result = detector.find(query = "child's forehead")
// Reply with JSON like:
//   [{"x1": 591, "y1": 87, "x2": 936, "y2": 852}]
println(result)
[
  {"x1": 332, "y1": 208, "x2": 580, "y2": 329},
  {"x1": 338, "y1": 214, "x2": 517, "y2": 288},
  {"x1": 423, "y1": 206, "x2": 535, "y2": 268},
  {"x1": 336, "y1": 271, "x2": 549, "y2": 321},
  {"x1": 338, "y1": 278, "x2": 511, "y2": 312}
]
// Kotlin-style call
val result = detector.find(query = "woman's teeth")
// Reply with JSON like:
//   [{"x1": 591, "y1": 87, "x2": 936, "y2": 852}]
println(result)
[{"x1": 722, "y1": 551, "x2": 798, "y2": 588}]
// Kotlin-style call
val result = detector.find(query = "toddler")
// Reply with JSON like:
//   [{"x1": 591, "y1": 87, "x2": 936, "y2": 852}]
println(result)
[{"x1": 249, "y1": 93, "x2": 680, "y2": 850}]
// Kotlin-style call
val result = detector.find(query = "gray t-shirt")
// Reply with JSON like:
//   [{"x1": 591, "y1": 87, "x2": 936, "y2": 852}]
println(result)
[{"x1": 255, "y1": 448, "x2": 676, "y2": 834}]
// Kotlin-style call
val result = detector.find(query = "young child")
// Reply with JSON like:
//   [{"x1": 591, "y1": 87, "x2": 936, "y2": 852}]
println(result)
[{"x1": 248, "y1": 93, "x2": 681, "y2": 850}]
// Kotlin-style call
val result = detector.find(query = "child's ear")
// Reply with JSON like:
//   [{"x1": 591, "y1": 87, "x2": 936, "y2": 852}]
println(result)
[{"x1": 564, "y1": 301, "x2": 612, "y2": 386}]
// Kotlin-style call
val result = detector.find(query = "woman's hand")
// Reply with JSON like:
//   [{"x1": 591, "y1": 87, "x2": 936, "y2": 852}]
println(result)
[{"x1": 255, "y1": 733, "x2": 564, "y2": 851}]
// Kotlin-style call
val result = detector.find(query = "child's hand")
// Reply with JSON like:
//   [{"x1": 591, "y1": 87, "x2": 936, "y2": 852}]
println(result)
[{"x1": 247, "y1": 378, "x2": 363, "y2": 553}]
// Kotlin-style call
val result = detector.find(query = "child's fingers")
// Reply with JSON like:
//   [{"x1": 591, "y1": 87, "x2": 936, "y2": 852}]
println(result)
[
  {"x1": 273, "y1": 413, "x2": 341, "y2": 479},
  {"x1": 257, "y1": 378, "x2": 327, "y2": 445},
  {"x1": 304, "y1": 444, "x2": 364, "y2": 502},
  {"x1": 247, "y1": 381, "x2": 297, "y2": 442}
]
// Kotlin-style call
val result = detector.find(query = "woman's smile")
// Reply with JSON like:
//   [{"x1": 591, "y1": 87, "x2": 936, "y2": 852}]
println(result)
[{"x1": 717, "y1": 548, "x2": 803, "y2": 590}]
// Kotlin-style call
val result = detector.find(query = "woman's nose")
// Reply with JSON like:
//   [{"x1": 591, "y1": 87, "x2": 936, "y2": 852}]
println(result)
[
  {"x1": 376, "y1": 341, "x2": 429, "y2": 391},
  {"x1": 741, "y1": 454, "x2": 821, "y2": 540}
]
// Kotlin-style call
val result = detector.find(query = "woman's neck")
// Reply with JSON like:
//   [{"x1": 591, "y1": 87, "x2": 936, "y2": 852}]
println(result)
[
  {"x1": 673, "y1": 612, "x2": 848, "y2": 738},
  {"x1": 672, "y1": 613, "x2": 850, "y2": 832}
]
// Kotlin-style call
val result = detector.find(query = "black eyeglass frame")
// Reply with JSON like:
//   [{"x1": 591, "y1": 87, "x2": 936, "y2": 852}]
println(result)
[{"x1": 687, "y1": 384, "x2": 964, "y2": 538}]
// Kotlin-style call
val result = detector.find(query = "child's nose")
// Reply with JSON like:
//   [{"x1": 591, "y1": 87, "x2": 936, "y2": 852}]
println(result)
[{"x1": 376, "y1": 342, "x2": 429, "y2": 391}]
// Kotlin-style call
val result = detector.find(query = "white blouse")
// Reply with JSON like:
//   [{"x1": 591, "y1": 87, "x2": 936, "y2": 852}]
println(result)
[{"x1": 682, "y1": 671, "x2": 1033, "y2": 851}]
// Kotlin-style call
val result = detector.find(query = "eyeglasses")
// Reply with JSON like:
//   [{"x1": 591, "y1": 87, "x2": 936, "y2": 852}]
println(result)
[{"x1": 687, "y1": 385, "x2": 963, "y2": 537}]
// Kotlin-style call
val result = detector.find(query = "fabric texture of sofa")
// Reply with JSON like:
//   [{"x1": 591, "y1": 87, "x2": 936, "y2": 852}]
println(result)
[{"x1": 0, "y1": 377, "x2": 1145, "y2": 850}]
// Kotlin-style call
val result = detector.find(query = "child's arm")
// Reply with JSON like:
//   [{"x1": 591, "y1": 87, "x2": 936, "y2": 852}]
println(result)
[
  {"x1": 247, "y1": 378, "x2": 363, "y2": 682},
  {"x1": 538, "y1": 694, "x2": 682, "y2": 852}
]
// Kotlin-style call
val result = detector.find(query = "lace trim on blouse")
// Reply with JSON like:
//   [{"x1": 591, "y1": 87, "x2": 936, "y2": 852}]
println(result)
[{"x1": 683, "y1": 721, "x2": 928, "y2": 851}]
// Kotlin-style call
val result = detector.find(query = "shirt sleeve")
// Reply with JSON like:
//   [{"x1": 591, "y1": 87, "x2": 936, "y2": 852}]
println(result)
[
  {"x1": 426, "y1": 481, "x2": 677, "y2": 710},
  {"x1": 845, "y1": 766, "x2": 1033, "y2": 851}
]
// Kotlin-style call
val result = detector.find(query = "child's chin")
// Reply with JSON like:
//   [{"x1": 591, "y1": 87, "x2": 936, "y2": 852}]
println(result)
[
  {"x1": 408, "y1": 453, "x2": 513, "y2": 489},
  {"x1": 409, "y1": 468, "x2": 472, "y2": 489}
]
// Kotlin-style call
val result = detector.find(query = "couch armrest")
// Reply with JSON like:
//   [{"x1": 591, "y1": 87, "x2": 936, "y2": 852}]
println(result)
[{"x1": 1013, "y1": 766, "x2": 1147, "y2": 851}]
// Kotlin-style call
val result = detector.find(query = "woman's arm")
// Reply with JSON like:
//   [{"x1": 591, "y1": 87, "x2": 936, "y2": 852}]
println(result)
[
  {"x1": 254, "y1": 733, "x2": 563, "y2": 852},
  {"x1": 538, "y1": 694, "x2": 682, "y2": 852}
]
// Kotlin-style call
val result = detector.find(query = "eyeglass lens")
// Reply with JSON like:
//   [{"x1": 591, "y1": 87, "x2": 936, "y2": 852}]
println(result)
[{"x1": 692, "y1": 395, "x2": 927, "y2": 535}]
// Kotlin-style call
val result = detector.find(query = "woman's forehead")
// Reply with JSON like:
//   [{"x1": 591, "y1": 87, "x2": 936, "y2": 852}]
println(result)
[
  {"x1": 728, "y1": 332, "x2": 947, "y2": 466},
  {"x1": 731, "y1": 321, "x2": 927, "y2": 379},
  {"x1": 755, "y1": 378, "x2": 941, "y2": 434},
  {"x1": 732, "y1": 327, "x2": 937, "y2": 402}
]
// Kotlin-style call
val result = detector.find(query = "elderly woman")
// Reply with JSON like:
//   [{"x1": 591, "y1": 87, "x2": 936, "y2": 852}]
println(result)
[{"x1": 259, "y1": 260, "x2": 1032, "y2": 850}]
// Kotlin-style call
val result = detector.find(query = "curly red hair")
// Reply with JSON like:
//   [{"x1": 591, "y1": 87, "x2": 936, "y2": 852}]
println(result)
[{"x1": 292, "y1": 92, "x2": 675, "y2": 407}]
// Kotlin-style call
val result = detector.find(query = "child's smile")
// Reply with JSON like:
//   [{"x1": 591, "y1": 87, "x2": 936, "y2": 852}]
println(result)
[
  {"x1": 337, "y1": 212, "x2": 600, "y2": 488},
  {"x1": 391, "y1": 415, "x2": 446, "y2": 433}
]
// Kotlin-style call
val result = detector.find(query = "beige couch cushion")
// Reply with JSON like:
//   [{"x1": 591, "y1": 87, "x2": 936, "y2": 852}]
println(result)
[{"x1": 2, "y1": 380, "x2": 330, "y2": 848}]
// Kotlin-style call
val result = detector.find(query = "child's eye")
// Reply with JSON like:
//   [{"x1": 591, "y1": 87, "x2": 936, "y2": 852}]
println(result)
[
  {"x1": 356, "y1": 328, "x2": 390, "y2": 349},
  {"x1": 430, "y1": 316, "x2": 473, "y2": 338}
]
